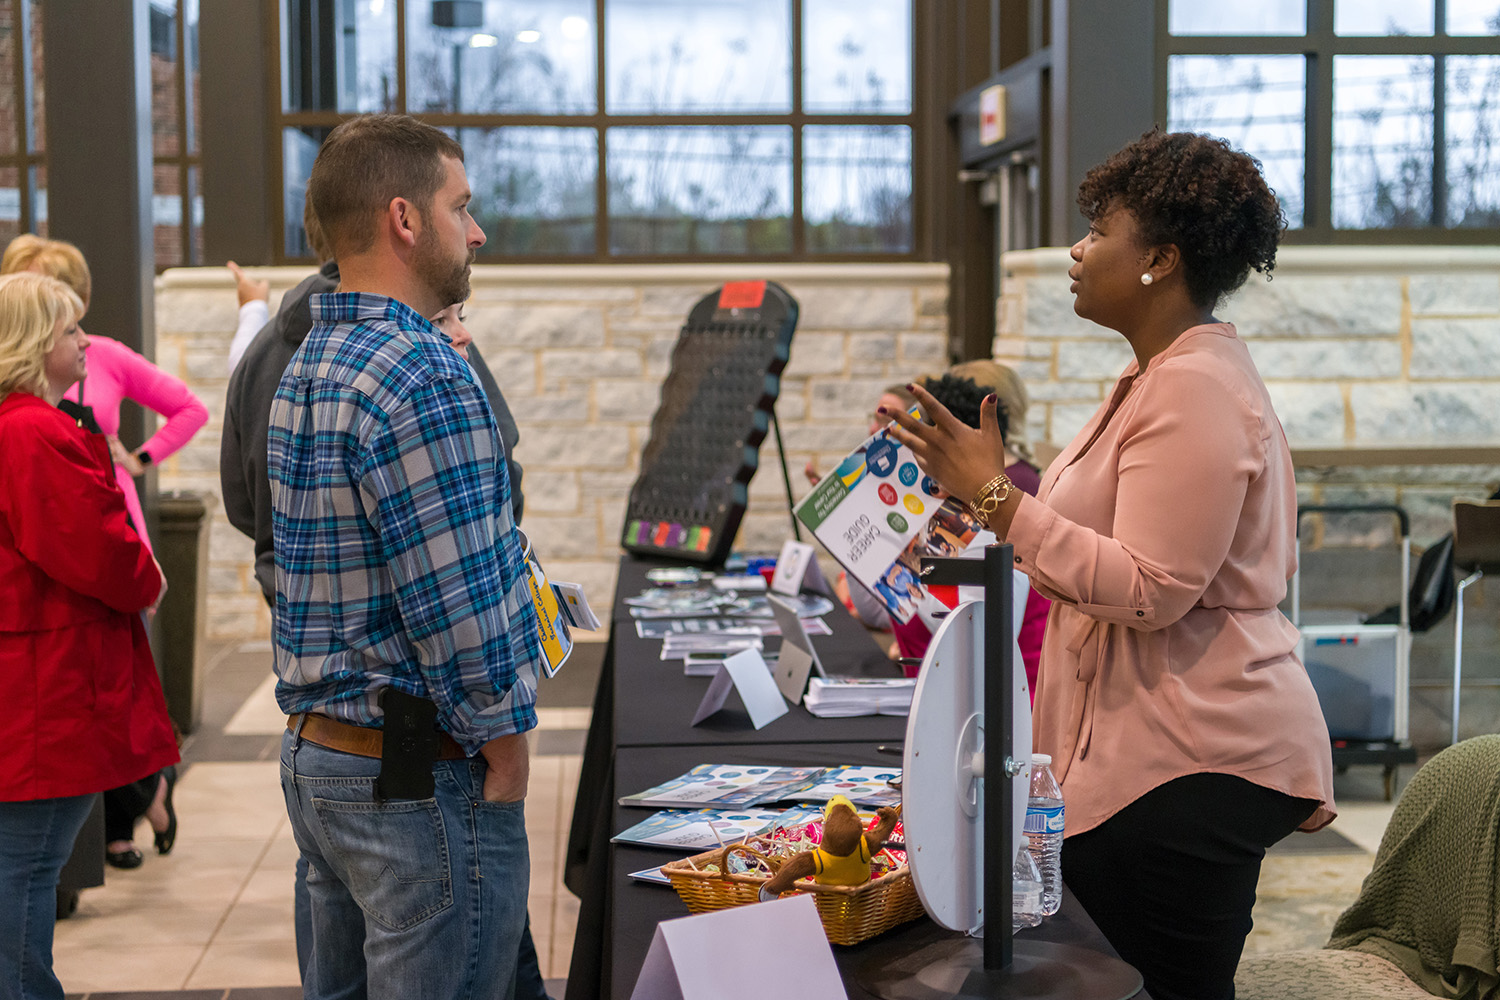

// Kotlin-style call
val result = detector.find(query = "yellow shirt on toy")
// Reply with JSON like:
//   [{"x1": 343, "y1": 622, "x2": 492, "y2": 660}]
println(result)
[{"x1": 809, "y1": 838, "x2": 872, "y2": 886}]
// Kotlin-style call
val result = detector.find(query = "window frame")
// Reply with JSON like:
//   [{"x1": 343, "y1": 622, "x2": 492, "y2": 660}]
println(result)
[
  {"x1": 1154, "y1": 0, "x2": 1500, "y2": 244},
  {"x1": 1, "y1": 0, "x2": 43, "y2": 238},
  {"x1": 268, "y1": 0, "x2": 931, "y2": 264},
  {"x1": 151, "y1": 0, "x2": 202, "y2": 269}
]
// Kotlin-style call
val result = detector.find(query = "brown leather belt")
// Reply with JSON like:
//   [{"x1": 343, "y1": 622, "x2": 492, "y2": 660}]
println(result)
[{"x1": 287, "y1": 713, "x2": 467, "y2": 761}]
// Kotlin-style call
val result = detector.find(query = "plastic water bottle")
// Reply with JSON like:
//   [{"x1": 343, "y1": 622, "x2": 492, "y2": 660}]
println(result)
[
  {"x1": 1012, "y1": 843, "x2": 1043, "y2": 931},
  {"x1": 1025, "y1": 753, "x2": 1064, "y2": 917}
]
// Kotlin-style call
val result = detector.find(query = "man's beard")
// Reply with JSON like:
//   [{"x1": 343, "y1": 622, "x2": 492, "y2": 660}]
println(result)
[{"x1": 413, "y1": 224, "x2": 473, "y2": 310}]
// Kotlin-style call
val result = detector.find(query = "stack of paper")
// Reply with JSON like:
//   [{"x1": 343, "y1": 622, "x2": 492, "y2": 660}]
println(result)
[
  {"x1": 682, "y1": 650, "x2": 779, "y2": 677},
  {"x1": 802, "y1": 677, "x2": 916, "y2": 718},
  {"x1": 660, "y1": 631, "x2": 763, "y2": 662}
]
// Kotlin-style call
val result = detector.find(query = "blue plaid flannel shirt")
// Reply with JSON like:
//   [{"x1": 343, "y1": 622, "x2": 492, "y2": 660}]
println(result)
[{"x1": 267, "y1": 292, "x2": 540, "y2": 754}]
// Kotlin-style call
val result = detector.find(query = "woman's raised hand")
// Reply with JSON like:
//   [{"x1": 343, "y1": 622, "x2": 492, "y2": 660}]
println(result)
[{"x1": 881, "y1": 382, "x2": 1008, "y2": 509}]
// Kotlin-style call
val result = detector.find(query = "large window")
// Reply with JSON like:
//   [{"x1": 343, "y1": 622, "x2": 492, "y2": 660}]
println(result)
[
  {"x1": 1163, "y1": 0, "x2": 1500, "y2": 239},
  {"x1": 0, "y1": 0, "x2": 201, "y2": 269},
  {"x1": 276, "y1": 0, "x2": 917, "y2": 262}
]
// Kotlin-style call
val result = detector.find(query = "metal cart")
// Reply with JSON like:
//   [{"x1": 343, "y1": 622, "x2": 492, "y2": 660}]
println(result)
[{"x1": 1291, "y1": 504, "x2": 1417, "y2": 800}]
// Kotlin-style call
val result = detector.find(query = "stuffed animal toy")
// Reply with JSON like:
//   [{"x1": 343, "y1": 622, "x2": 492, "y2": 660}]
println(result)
[{"x1": 758, "y1": 796, "x2": 900, "y2": 901}]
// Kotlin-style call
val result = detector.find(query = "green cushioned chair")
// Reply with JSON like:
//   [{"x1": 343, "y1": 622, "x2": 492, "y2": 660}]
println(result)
[{"x1": 1237, "y1": 736, "x2": 1500, "y2": 1000}]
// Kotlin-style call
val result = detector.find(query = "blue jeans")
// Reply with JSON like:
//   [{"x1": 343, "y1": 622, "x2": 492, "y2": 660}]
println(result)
[
  {"x1": 280, "y1": 730, "x2": 529, "y2": 1000},
  {"x1": 0, "y1": 794, "x2": 97, "y2": 1000}
]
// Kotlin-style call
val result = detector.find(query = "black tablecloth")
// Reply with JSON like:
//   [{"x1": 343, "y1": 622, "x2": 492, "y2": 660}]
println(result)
[
  {"x1": 563, "y1": 555, "x2": 1146, "y2": 1000},
  {"x1": 610, "y1": 555, "x2": 907, "y2": 749}
]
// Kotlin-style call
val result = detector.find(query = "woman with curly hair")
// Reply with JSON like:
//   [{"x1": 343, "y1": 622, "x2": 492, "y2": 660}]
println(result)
[{"x1": 884, "y1": 129, "x2": 1336, "y2": 1000}]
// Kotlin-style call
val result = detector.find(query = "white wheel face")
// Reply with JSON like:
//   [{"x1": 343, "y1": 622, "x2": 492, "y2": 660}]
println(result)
[{"x1": 903, "y1": 576, "x2": 1032, "y2": 934}]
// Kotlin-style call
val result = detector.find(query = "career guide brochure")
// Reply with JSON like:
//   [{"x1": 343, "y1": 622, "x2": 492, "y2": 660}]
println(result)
[
  {"x1": 792, "y1": 413, "x2": 984, "y2": 624},
  {"x1": 517, "y1": 529, "x2": 601, "y2": 678}
]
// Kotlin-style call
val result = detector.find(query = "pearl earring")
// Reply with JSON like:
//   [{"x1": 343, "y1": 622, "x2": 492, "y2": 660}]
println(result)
[{"x1": 1140, "y1": 273, "x2": 1154, "y2": 286}]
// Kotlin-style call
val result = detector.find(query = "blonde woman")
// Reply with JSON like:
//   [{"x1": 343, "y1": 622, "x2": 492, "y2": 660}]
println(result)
[
  {"x1": 0, "y1": 272, "x2": 178, "y2": 1000},
  {"x1": 1, "y1": 235, "x2": 209, "y2": 554},
  {"x1": 3, "y1": 235, "x2": 201, "y2": 867}
]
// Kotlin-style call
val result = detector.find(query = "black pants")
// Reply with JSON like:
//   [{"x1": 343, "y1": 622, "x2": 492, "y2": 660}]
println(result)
[
  {"x1": 1061, "y1": 773, "x2": 1317, "y2": 1000},
  {"x1": 103, "y1": 772, "x2": 161, "y2": 843}
]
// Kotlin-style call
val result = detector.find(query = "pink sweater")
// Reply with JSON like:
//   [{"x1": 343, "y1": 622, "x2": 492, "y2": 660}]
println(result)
[
  {"x1": 62, "y1": 336, "x2": 208, "y2": 551},
  {"x1": 1013, "y1": 323, "x2": 1336, "y2": 837}
]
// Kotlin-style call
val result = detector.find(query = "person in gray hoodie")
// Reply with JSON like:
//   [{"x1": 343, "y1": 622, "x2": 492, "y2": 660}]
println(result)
[{"x1": 220, "y1": 216, "x2": 524, "y2": 606}]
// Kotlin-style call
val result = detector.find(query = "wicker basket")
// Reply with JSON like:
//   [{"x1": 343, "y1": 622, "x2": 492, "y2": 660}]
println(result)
[{"x1": 659, "y1": 839, "x2": 925, "y2": 946}]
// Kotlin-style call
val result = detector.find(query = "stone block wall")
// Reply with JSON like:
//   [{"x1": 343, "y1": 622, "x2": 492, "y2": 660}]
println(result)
[
  {"x1": 997, "y1": 245, "x2": 1500, "y2": 746},
  {"x1": 153, "y1": 263, "x2": 950, "y2": 642},
  {"x1": 998, "y1": 246, "x2": 1500, "y2": 539}
]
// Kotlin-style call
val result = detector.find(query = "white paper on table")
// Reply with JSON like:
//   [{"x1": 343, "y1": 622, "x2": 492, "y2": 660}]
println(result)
[
  {"x1": 770, "y1": 539, "x2": 815, "y2": 596},
  {"x1": 690, "y1": 649, "x2": 788, "y2": 729},
  {"x1": 629, "y1": 894, "x2": 847, "y2": 1000}
]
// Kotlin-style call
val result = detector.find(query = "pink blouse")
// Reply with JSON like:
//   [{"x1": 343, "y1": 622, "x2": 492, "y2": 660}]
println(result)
[
  {"x1": 1010, "y1": 323, "x2": 1336, "y2": 837},
  {"x1": 62, "y1": 336, "x2": 209, "y2": 551}
]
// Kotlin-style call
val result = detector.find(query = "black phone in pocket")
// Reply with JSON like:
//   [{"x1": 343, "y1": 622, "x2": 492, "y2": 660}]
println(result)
[{"x1": 374, "y1": 687, "x2": 441, "y2": 802}]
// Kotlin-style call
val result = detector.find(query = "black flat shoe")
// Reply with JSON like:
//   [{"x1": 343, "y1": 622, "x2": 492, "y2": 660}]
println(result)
[
  {"x1": 106, "y1": 847, "x2": 143, "y2": 869},
  {"x1": 153, "y1": 765, "x2": 178, "y2": 856}
]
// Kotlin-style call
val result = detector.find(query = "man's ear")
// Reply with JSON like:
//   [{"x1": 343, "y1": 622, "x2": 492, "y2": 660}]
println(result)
[{"x1": 388, "y1": 196, "x2": 420, "y2": 250}]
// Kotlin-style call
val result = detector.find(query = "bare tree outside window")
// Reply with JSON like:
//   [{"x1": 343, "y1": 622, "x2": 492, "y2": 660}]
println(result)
[
  {"x1": 1164, "y1": 0, "x2": 1500, "y2": 237},
  {"x1": 276, "y1": 0, "x2": 915, "y2": 260}
]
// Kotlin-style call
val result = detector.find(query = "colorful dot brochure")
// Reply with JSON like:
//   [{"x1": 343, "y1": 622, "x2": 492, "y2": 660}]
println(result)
[
  {"x1": 617, "y1": 765, "x2": 829, "y2": 809},
  {"x1": 611, "y1": 807, "x2": 792, "y2": 850},
  {"x1": 622, "y1": 801, "x2": 909, "y2": 887},
  {"x1": 786, "y1": 765, "x2": 904, "y2": 809},
  {"x1": 792, "y1": 414, "x2": 985, "y2": 624},
  {"x1": 617, "y1": 764, "x2": 903, "y2": 812}
]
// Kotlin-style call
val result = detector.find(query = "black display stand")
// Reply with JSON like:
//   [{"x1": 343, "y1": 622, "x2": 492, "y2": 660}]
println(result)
[
  {"x1": 857, "y1": 546, "x2": 1141, "y2": 1000},
  {"x1": 621, "y1": 281, "x2": 798, "y2": 565}
]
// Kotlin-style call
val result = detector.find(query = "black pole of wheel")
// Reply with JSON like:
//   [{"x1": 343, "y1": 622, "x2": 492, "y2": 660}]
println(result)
[{"x1": 858, "y1": 546, "x2": 1142, "y2": 1000}]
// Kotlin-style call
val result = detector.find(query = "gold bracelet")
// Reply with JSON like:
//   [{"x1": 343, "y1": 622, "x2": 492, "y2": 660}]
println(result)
[{"x1": 968, "y1": 473, "x2": 1015, "y2": 522}]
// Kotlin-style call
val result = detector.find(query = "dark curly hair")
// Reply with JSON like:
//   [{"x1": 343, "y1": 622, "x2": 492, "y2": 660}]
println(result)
[
  {"x1": 921, "y1": 373, "x2": 1009, "y2": 440},
  {"x1": 1076, "y1": 129, "x2": 1284, "y2": 308}
]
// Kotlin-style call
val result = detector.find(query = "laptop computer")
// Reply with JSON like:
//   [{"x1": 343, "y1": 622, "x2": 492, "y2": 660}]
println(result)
[{"x1": 768, "y1": 594, "x2": 827, "y2": 701}]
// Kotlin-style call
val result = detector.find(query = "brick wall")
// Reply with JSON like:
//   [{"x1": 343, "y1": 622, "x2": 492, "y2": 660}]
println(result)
[{"x1": 153, "y1": 262, "x2": 950, "y2": 641}]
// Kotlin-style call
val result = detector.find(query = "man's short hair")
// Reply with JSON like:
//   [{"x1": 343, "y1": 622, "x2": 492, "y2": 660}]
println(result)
[
  {"x1": 302, "y1": 197, "x2": 332, "y2": 265},
  {"x1": 307, "y1": 114, "x2": 465, "y2": 260}
]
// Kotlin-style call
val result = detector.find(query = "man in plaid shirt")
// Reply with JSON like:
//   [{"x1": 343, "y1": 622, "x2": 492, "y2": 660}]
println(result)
[{"x1": 268, "y1": 113, "x2": 542, "y2": 1000}]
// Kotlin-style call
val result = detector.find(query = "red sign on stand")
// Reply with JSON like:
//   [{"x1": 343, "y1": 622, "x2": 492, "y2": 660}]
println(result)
[{"x1": 718, "y1": 281, "x2": 767, "y2": 310}]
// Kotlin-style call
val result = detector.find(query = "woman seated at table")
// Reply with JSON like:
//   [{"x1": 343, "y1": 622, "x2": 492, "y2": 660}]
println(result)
[
  {"x1": 0, "y1": 272, "x2": 180, "y2": 1000},
  {"x1": 883, "y1": 129, "x2": 1336, "y2": 1000}
]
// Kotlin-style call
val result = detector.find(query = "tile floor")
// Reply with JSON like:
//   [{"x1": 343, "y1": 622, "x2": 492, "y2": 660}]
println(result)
[
  {"x1": 52, "y1": 638, "x2": 596, "y2": 998},
  {"x1": 49, "y1": 638, "x2": 1409, "y2": 998}
]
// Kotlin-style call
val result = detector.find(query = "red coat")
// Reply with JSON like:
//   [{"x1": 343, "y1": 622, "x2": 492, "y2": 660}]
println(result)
[{"x1": 0, "y1": 392, "x2": 179, "y2": 801}]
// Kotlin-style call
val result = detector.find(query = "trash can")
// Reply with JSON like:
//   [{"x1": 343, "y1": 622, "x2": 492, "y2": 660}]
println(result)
[{"x1": 155, "y1": 491, "x2": 210, "y2": 735}]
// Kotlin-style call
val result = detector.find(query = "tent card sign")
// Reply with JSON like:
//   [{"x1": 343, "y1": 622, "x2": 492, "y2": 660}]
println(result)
[
  {"x1": 629, "y1": 894, "x2": 847, "y2": 1000},
  {"x1": 690, "y1": 649, "x2": 789, "y2": 729},
  {"x1": 769, "y1": 539, "x2": 815, "y2": 596}
]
